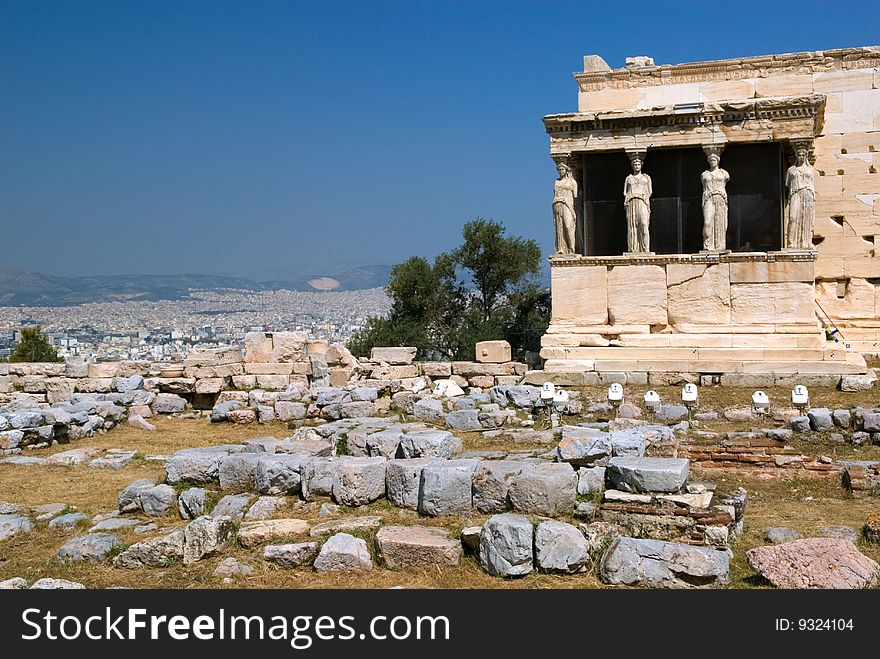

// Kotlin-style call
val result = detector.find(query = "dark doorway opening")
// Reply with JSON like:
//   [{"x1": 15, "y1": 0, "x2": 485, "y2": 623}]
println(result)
[{"x1": 580, "y1": 143, "x2": 784, "y2": 255}]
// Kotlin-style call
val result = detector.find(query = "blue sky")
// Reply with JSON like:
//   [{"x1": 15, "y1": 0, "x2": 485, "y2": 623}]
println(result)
[{"x1": 1, "y1": 0, "x2": 878, "y2": 279}]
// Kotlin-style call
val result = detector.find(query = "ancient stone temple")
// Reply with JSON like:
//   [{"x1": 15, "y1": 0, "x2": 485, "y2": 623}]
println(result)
[{"x1": 541, "y1": 47, "x2": 880, "y2": 385}]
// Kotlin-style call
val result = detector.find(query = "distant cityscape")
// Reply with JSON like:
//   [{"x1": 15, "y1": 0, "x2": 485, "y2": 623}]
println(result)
[{"x1": 0, "y1": 288, "x2": 391, "y2": 361}]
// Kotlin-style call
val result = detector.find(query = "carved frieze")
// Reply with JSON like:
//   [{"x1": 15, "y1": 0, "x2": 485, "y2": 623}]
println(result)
[{"x1": 574, "y1": 47, "x2": 880, "y2": 92}]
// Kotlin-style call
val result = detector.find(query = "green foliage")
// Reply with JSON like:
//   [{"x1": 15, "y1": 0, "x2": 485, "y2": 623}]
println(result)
[
  {"x1": 8, "y1": 326, "x2": 62, "y2": 363},
  {"x1": 348, "y1": 219, "x2": 547, "y2": 360}
]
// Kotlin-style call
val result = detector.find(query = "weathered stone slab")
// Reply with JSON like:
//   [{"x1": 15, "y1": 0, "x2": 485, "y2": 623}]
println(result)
[
  {"x1": 607, "y1": 264, "x2": 667, "y2": 325},
  {"x1": 370, "y1": 347, "x2": 417, "y2": 365},
  {"x1": 508, "y1": 463, "x2": 577, "y2": 517},
  {"x1": 376, "y1": 526, "x2": 462, "y2": 570},
  {"x1": 472, "y1": 460, "x2": 524, "y2": 513},
  {"x1": 418, "y1": 459, "x2": 478, "y2": 516},
  {"x1": 137, "y1": 484, "x2": 176, "y2": 516},
  {"x1": 263, "y1": 542, "x2": 320, "y2": 568},
  {"x1": 308, "y1": 515, "x2": 383, "y2": 537},
  {"x1": 475, "y1": 340, "x2": 511, "y2": 364},
  {"x1": 255, "y1": 455, "x2": 309, "y2": 495},
  {"x1": 211, "y1": 494, "x2": 253, "y2": 522},
  {"x1": 386, "y1": 458, "x2": 436, "y2": 509},
  {"x1": 606, "y1": 457, "x2": 689, "y2": 493},
  {"x1": 332, "y1": 457, "x2": 387, "y2": 506},
  {"x1": 747, "y1": 538, "x2": 879, "y2": 589},
  {"x1": 600, "y1": 537, "x2": 729, "y2": 588},
  {"x1": 237, "y1": 519, "x2": 310, "y2": 547},
  {"x1": 398, "y1": 429, "x2": 454, "y2": 459},
  {"x1": 218, "y1": 453, "x2": 265, "y2": 491}
]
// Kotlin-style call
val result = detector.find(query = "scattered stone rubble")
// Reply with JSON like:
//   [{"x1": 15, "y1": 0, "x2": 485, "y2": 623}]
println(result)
[{"x1": 2, "y1": 345, "x2": 879, "y2": 590}]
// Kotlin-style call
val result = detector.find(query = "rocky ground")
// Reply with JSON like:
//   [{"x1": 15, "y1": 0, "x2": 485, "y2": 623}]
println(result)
[{"x1": 1, "y1": 384, "x2": 878, "y2": 590}]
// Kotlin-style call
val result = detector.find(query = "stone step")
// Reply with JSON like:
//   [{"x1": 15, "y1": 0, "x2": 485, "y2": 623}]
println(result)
[{"x1": 541, "y1": 346, "x2": 850, "y2": 362}]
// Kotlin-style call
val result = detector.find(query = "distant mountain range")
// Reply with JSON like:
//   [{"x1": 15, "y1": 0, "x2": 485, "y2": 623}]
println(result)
[{"x1": 0, "y1": 266, "x2": 392, "y2": 306}]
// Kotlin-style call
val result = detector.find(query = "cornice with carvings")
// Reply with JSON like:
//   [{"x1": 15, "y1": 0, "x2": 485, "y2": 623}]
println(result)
[{"x1": 574, "y1": 47, "x2": 880, "y2": 92}]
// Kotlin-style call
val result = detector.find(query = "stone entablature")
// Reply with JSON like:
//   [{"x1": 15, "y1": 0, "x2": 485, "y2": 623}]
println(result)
[
  {"x1": 546, "y1": 95, "x2": 826, "y2": 156},
  {"x1": 574, "y1": 46, "x2": 880, "y2": 94},
  {"x1": 548, "y1": 250, "x2": 818, "y2": 268}
]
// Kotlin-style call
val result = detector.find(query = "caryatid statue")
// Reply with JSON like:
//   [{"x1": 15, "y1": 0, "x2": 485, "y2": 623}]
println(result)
[
  {"x1": 552, "y1": 160, "x2": 577, "y2": 254},
  {"x1": 701, "y1": 147, "x2": 730, "y2": 251},
  {"x1": 785, "y1": 142, "x2": 816, "y2": 250},
  {"x1": 623, "y1": 152, "x2": 652, "y2": 253}
]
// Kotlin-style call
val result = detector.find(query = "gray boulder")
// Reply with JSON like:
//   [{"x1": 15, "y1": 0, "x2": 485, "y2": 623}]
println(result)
[
  {"x1": 244, "y1": 496, "x2": 288, "y2": 521},
  {"x1": 856, "y1": 409, "x2": 880, "y2": 433},
  {"x1": 153, "y1": 393, "x2": 187, "y2": 414},
  {"x1": 600, "y1": 537, "x2": 730, "y2": 588},
  {"x1": 218, "y1": 453, "x2": 264, "y2": 491},
  {"x1": 210, "y1": 400, "x2": 242, "y2": 423},
  {"x1": 275, "y1": 401, "x2": 307, "y2": 422},
  {"x1": 301, "y1": 457, "x2": 342, "y2": 500},
  {"x1": 479, "y1": 513, "x2": 533, "y2": 577},
  {"x1": 577, "y1": 466, "x2": 606, "y2": 495},
  {"x1": 313, "y1": 533, "x2": 372, "y2": 572},
  {"x1": 412, "y1": 398, "x2": 445, "y2": 424},
  {"x1": 365, "y1": 429, "x2": 405, "y2": 458},
  {"x1": 445, "y1": 409, "x2": 482, "y2": 431},
  {"x1": 765, "y1": 428, "x2": 793, "y2": 442},
  {"x1": 832, "y1": 409, "x2": 852, "y2": 429},
  {"x1": 332, "y1": 456, "x2": 387, "y2": 506},
  {"x1": 127, "y1": 415, "x2": 156, "y2": 432},
  {"x1": 765, "y1": 527, "x2": 803, "y2": 544},
  {"x1": 178, "y1": 487, "x2": 207, "y2": 519},
  {"x1": 114, "y1": 374, "x2": 144, "y2": 392},
  {"x1": 418, "y1": 459, "x2": 478, "y2": 516},
  {"x1": 654, "y1": 405, "x2": 689, "y2": 423},
  {"x1": 255, "y1": 454, "x2": 309, "y2": 495},
  {"x1": 503, "y1": 386, "x2": 541, "y2": 408},
  {"x1": 386, "y1": 458, "x2": 436, "y2": 509},
  {"x1": 211, "y1": 494, "x2": 253, "y2": 522},
  {"x1": 790, "y1": 416, "x2": 811, "y2": 433},
  {"x1": 556, "y1": 427, "x2": 611, "y2": 466},
  {"x1": 165, "y1": 447, "x2": 231, "y2": 484},
  {"x1": 90, "y1": 517, "x2": 139, "y2": 532},
  {"x1": 535, "y1": 520, "x2": 590, "y2": 574},
  {"x1": 840, "y1": 373, "x2": 878, "y2": 392},
  {"x1": 398, "y1": 430, "x2": 454, "y2": 459},
  {"x1": 118, "y1": 479, "x2": 155, "y2": 513},
  {"x1": 58, "y1": 533, "x2": 121, "y2": 563},
  {"x1": 818, "y1": 525, "x2": 860, "y2": 543},
  {"x1": 606, "y1": 457, "x2": 689, "y2": 493},
  {"x1": 183, "y1": 515, "x2": 235, "y2": 564},
  {"x1": 508, "y1": 462, "x2": 577, "y2": 517},
  {"x1": 0, "y1": 514, "x2": 34, "y2": 542},
  {"x1": 139, "y1": 484, "x2": 176, "y2": 516},
  {"x1": 807, "y1": 408, "x2": 834, "y2": 432},
  {"x1": 114, "y1": 530, "x2": 185, "y2": 568},
  {"x1": 48, "y1": 512, "x2": 88, "y2": 530},
  {"x1": 472, "y1": 460, "x2": 524, "y2": 513}
]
